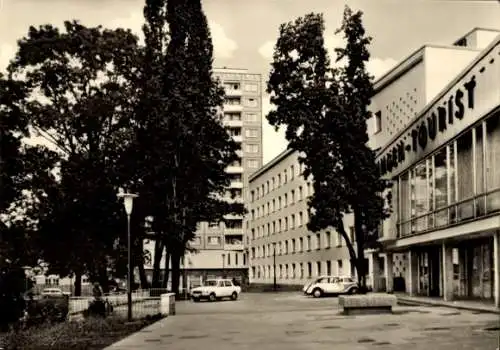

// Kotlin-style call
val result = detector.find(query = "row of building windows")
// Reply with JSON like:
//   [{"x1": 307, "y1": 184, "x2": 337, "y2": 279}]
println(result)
[
  {"x1": 225, "y1": 97, "x2": 259, "y2": 108},
  {"x1": 251, "y1": 211, "x2": 308, "y2": 238},
  {"x1": 179, "y1": 251, "x2": 248, "y2": 267},
  {"x1": 245, "y1": 144, "x2": 259, "y2": 153},
  {"x1": 192, "y1": 235, "x2": 244, "y2": 247},
  {"x1": 251, "y1": 182, "x2": 314, "y2": 219},
  {"x1": 251, "y1": 259, "x2": 353, "y2": 280},
  {"x1": 223, "y1": 112, "x2": 260, "y2": 122},
  {"x1": 222, "y1": 82, "x2": 259, "y2": 93},
  {"x1": 221, "y1": 251, "x2": 246, "y2": 266},
  {"x1": 251, "y1": 228, "x2": 354, "y2": 259},
  {"x1": 227, "y1": 128, "x2": 259, "y2": 138},
  {"x1": 251, "y1": 162, "x2": 308, "y2": 201},
  {"x1": 229, "y1": 158, "x2": 260, "y2": 170},
  {"x1": 224, "y1": 112, "x2": 260, "y2": 123},
  {"x1": 206, "y1": 219, "x2": 243, "y2": 230},
  {"x1": 395, "y1": 113, "x2": 500, "y2": 237}
]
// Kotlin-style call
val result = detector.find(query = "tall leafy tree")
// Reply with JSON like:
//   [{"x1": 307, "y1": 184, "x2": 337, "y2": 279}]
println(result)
[
  {"x1": 330, "y1": 7, "x2": 390, "y2": 289},
  {"x1": 0, "y1": 72, "x2": 56, "y2": 328},
  {"x1": 266, "y1": 7, "x2": 390, "y2": 291},
  {"x1": 131, "y1": 0, "x2": 245, "y2": 295},
  {"x1": 7, "y1": 21, "x2": 142, "y2": 294},
  {"x1": 0, "y1": 73, "x2": 28, "y2": 216},
  {"x1": 1, "y1": 71, "x2": 57, "y2": 270}
]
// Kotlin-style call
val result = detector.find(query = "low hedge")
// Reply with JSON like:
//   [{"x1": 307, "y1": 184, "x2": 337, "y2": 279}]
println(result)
[
  {"x1": 0, "y1": 313, "x2": 163, "y2": 350},
  {"x1": 25, "y1": 296, "x2": 69, "y2": 326}
]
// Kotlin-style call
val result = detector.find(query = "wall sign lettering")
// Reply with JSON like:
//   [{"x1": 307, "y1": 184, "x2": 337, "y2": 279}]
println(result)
[{"x1": 377, "y1": 75, "x2": 477, "y2": 176}]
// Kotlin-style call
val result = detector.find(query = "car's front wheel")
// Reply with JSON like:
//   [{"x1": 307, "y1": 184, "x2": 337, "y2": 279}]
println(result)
[
  {"x1": 312, "y1": 288, "x2": 323, "y2": 298},
  {"x1": 349, "y1": 287, "x2": 359, "y2": 295},
  {"x1": 192, "y1": 297, "x2": 200, "y2": 302},
  {"x1": 209, "y1": 293, "x2": 217, "y2": 302},
  {"x1": 231, "y1": 292, "x2": 238, "y2": 300}
]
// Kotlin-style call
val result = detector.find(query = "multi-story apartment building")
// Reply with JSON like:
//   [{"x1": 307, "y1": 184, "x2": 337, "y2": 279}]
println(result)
[
  {"x1": 367, "y1": 28, "x2": 500, "y2": 308},
  {"x1": 143, "y1": 68, "x2": 263, "y2": 288},
  {"x1": 248, "y1": 149, "x2": 355, "y2": 287}
]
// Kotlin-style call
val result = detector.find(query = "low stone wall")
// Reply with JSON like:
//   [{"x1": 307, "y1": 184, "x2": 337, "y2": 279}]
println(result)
[{"x1": 339, "y1": 293, "x2": 397, "y2": 315}]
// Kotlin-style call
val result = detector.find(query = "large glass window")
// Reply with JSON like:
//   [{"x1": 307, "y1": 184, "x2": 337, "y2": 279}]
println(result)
[
  {"x1": 449, "y1": 145, "x2": 456, "y2": 221},
  {"x1": 411, "y1": 161, "x2": 428, "y2": 232},
  {"x1": 434, "y1": 148, "x2": 448, "y2": 226},
  {"x1": 427, "y1": 159, "x2": 434, "y2": 228},
  {"x1": 396, "y1": 113, "x2": 500, "y2": 236},
  {"x1": 486, "y1": 114, "x2": 500, "y2": 211},
  {"x1": 456, "y1": 130, "x2": 474, "y2": 221},
  {"x1": 475, "y1": 125, "x2": 486, "y2": 215},
  {"x1": 399, "y1": 172, "x2": 410, "y2": 236}
]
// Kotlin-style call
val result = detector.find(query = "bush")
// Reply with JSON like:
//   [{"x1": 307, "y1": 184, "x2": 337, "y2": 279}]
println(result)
[
  {"x1": 83, "y1": 299, "x2": 113, "y2": 318},
  {"x1": 25, "y1": 296, "x2": 69, "y2": 326},
  {"x1": 0, "y1": 267, "x2": 31, "y2": 331},
  {"x1": 0, "y1": 314, "x2": 163, "y2": 350}
]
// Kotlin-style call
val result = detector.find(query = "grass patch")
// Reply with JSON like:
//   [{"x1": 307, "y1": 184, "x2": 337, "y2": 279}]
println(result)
[{"x1": 0, "y1": 313, "x2": 163, "y2": 350}]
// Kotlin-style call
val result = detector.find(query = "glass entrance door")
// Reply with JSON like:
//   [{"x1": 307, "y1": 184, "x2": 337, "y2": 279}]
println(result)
[
  {"x1": 428, "y1": 247, "x2": 441, "y2": 297},
  {"x1": 417, "y1": 251, "x2": 429, "y2": 296},
  {"x1": 470, "y1": 239, "x2": 493, "y2": 299},
  {"x1": 417, "y1": 247, "x2": 441, "y2": 297}
]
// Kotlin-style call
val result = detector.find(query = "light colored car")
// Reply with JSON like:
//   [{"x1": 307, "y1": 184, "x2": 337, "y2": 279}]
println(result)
[
  {"x1": 190, "y1": 279, "x2": 242, "y2": 302},
  {"x1": 303, "y1": 276, "x2": 359, "y2": 298},
  {"x1": 41, "y1": 288, "x2": 70, "y2": 297}
]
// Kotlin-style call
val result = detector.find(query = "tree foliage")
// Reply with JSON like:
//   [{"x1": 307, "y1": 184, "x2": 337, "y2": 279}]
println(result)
[
  {"x1": 5, "y1": 21, "x2": 142, "y2": 292},
  {"x1": 266, "y1": 7, "x2": 390, "y2": 289},
  {"x1": 0, "y1": 74, "x2": 29, "y2": 215},
  {"x1": 0, "y1": 0, "x2": 245, "y2": 299}
]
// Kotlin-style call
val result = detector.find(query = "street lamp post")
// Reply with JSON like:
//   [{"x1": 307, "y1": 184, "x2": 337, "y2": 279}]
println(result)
[
  {"x1": 273, "y1": 243, "x2": 277, "y2": 291},
  {"x1": 222, "y1": 253, "x2": 226, "y2": 278},
  {"x1": 117, "y1": 190, "x2": 138, "y2": 322}
]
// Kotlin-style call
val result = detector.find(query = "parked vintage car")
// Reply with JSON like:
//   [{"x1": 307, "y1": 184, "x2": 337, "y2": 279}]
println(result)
[
  {"x1": 41, "y1": 288, "x2": 70, "y2": 297},
  {"x1": 303, "y1": 276, "x2": 359, "y2": 298},
  {"x1": 190, "y1": 279, "x2": 241, "y2": 302}
]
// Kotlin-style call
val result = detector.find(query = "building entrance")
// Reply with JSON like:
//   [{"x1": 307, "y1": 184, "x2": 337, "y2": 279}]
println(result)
[
  {"x1": 454, "y1": 237, "x2": 494, "y2": 300},
  {"x1": 417, "y1": 246, "x2": 441, "y2": 297}
]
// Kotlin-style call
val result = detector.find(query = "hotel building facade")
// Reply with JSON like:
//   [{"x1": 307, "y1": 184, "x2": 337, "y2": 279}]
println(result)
[
  {"x1": 248, "y1": 150, "x2": 356, "y2": 286},
  {"x1": 143, "y1": 68, "x2": 263, "y2": 287},
  {"x1": 368, "y1": 28, "x2": 500, "y2": 307}
]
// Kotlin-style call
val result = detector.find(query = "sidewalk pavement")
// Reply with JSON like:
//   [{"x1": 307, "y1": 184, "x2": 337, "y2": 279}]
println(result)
[
  {"x1": 395, "y1": 293, "x2": 500, "y2": 314},
  {"x1": 103, "y1": 293, "x2": 500, "y2": 350}
]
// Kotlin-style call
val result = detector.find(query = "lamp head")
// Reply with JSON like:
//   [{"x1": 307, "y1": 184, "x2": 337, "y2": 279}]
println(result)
[{"x1": 117, "y1": 192, "x2": 138, "y2": 215}]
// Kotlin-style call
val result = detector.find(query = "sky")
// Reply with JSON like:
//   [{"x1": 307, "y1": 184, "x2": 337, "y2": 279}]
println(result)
[{"x1": 1, "y1": 0, "x2": 499, "y2": 163}]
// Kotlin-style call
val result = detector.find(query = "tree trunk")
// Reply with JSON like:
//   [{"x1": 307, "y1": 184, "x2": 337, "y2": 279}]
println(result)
[
  {"x1": 138, "y1": 261, "x2": 149, "y2": 289},
  {"x1": 353, "y1": 209, "x2": 367, "y2": 292},
  {"x1": 135, "y1": 238, "x2": 149, "y2": 289},
  {"x1": 182, "y1": 254, "x2": 188, "y2": 295},
  {"x1": 162, "y1": 244, "x2": 170, "y2": 289},
  {"x1": 170, "y1": 249, "x2": 181, "y2": 299},
  {"x1": 98, "y1": 266, "x2": 109, "y2": 294},
  {"x1": 74, "y1": 271, "x2": 82, "y2": 296},
  {"x1": 337, "y1": 223, "x2": 358, "y2": 269},
  {"x1": 151, "y1": 239, "x2": 164, "y2": 288}
]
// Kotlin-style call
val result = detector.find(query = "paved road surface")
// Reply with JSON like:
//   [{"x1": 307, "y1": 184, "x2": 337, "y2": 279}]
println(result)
[{"x1": 106, "y1": 292, "x2": 500, "y2": 350}]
